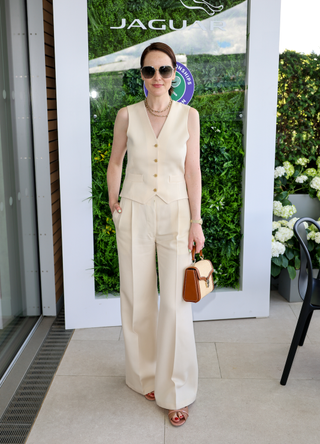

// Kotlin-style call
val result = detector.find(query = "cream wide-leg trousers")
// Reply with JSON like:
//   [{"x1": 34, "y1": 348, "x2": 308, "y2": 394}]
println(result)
[{"x1": 112, "y1": 195, "x2": 198, "y2": 410}]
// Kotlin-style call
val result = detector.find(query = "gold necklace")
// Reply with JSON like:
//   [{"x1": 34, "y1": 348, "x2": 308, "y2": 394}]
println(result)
[
  {"x1": 145, "y1": 98, "x2": 172, "y2": 113},
  {"x1": 145, "y1": 98, "x2": 172, "y2": 117}
]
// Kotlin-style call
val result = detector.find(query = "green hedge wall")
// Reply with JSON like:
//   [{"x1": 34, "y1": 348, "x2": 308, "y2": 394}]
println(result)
[
  {"x1": 89, "y1": 1, "x2": 246, "y2": 293},
  {"x1": 276, "y1": 50, "x2": 320, "y2": 165}
]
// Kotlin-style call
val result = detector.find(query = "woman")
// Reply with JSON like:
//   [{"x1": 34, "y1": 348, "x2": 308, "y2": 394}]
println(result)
[{"x1": 107, "y1": 42, "x2": 205, "y2": 427}]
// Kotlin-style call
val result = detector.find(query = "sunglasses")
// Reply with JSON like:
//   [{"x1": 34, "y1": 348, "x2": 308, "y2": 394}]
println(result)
[{"x1": 141, "y1": 65, "x2": 174, "y2": 79}]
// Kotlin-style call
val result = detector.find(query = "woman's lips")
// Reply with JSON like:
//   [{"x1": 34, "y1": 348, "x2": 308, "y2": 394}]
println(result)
[{"x1": 152, "y1": 84, "x2": 163, "y2": 88}]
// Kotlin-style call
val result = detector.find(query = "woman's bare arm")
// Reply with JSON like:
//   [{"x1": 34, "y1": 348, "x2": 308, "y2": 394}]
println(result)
[
  {"x1": 107, "y1": 107, "x2": 128, "y2": 213},
  {"x1": 185, "y1": 107, "x2": 205, "y2": 253}
]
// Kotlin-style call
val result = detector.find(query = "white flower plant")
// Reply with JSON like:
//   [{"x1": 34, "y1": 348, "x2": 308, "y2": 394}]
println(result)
[
  {"x1": 273, "y1": 157, "x2": 320, "y2": 219},
  {"x1": 271, "y1": 217, "x2": 320, "y2": 280}
]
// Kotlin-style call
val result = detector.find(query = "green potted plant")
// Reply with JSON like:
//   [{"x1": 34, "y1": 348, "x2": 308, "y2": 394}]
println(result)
[
  {"x1": 271, "y1": 217, "x2": 320, "y2": 301},
  {"x1": 273, "y1": 157, "x2": 320, "y2": 221}
]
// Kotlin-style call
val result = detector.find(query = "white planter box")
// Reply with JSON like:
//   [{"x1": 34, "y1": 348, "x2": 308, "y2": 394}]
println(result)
[{"x1": 278, "y1": 268, "x2": 319, "y2": 303}]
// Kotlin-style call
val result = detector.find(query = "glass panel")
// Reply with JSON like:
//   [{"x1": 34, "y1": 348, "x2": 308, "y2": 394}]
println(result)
[
  {"x1": 88, "y1": 0, "x2": 247, "y2": 295},
  {"x1": 0, "y1": 0, "x2": 41, "y2": 378}
]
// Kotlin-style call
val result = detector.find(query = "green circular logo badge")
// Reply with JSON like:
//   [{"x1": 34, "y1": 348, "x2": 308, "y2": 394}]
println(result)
[{"x1": 171, "y1": 73, "x2": 185, "y2": 102}]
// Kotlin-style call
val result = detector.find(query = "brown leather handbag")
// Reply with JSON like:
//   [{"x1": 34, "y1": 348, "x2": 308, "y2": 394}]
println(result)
[{"x1": 183, "y1": 247, "x2": 214, "y2": 303}]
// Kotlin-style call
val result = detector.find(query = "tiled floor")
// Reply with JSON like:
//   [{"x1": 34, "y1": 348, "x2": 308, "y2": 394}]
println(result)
[{"x1": 26, "y1": 291, "x2": 320, "y2": 444}]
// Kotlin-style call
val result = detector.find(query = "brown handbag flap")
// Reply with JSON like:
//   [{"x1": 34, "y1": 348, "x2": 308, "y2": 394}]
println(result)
[
  {"x1": 186, "y1": 260, "x2": 214, "y2": 281},
  {"x1": 183, "y1": 268, "x2": 201, "y2": 303}
]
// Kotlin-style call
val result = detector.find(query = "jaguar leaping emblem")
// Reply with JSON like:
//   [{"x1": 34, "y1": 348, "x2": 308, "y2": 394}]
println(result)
[{"x1": 179, "y1": 0, "x2": 224, "y2": 16}]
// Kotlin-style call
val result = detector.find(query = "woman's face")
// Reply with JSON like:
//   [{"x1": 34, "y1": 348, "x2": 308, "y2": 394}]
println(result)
[{"x1": 141, "y1": 50, "x2": 176, "y2": 98}]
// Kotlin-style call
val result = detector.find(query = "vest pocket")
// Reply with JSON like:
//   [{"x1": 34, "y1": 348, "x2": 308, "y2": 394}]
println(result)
[{"x1": 127, "y1": 173, "x2": 143, "y2": 182}]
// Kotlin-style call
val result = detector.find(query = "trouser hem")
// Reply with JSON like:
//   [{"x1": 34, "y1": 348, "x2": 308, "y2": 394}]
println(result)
[
  {"x1": 126, "y1": 380, "x2": 155, "y2": 397},
  {"x1": 156, "y1": 396, "x2": 197, "y2": 411}
]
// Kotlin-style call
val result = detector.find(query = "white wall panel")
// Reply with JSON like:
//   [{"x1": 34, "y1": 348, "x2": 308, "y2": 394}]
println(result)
[{"x1": 27, "y1": 0, "x2": 56, "y2": 315}]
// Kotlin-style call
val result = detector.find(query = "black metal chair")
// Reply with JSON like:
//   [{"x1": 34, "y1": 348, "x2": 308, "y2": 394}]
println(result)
[{"x1": 280, "y1": 217, "x2": 320, "y2": 386}]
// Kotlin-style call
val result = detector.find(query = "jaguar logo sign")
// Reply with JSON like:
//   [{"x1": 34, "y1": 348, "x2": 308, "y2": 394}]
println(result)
[
  {"x1": 110, "y1": 18, "x2": 225, "y2": 31},
  {"x1": 110, "y1": 1, "x2": 225, "y2": 31},
  {"x1": 179, "y1": 0, "x2": 224, "y2": 16}
]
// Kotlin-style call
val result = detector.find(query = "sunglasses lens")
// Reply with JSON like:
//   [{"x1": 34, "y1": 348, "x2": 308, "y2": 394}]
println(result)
[
  {"x1": 141, "y1": 66, "x2": 155, "y2": 79},
  {"x1": 159, "y1": 66, "x2": 173, "y2": 78}
]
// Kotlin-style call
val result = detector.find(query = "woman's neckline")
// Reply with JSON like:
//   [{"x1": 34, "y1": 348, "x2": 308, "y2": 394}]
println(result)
[{"x1": 143, "y1": 98, "x2": 175, "y2": 140}]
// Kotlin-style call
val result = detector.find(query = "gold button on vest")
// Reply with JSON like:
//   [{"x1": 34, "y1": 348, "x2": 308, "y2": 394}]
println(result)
[{"x1": 120, "y1": 100, "x2": 189, "y2": 204}]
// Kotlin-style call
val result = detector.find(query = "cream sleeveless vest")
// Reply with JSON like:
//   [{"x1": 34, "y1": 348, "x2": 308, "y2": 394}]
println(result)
[{"x1": 120, "y1": 100, "x2": 190, "y2": 204}]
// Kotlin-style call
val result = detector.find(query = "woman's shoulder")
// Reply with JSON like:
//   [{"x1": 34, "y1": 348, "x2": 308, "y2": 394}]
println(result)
[
  {"x1": 115, "y1": 106, "x2": 129, "y2": 130},
  {"x1": 118, "y1": 100, "x2": 144, "y2": 114},
  {"x1": 186, "y1": 106, "x2": 200, "y2": 133},
  {"x1": 174, "y1": 101, "x2": 199, "y2": 120},
  {"x1": 116, "y1": 106, "x2": 129, "y2": 118},
  {"x1": 116, "y1": 101, "x2": 145, "y2": 130},
  {"x1": 174, "y1": 100, "x2": 198, "y2": 114},
  {"x1": 188, "y1": 106, "x2": 199, "y2": 118},
  {"x1": 126, "y1": 100, "x2": 145, "y2": 111}
]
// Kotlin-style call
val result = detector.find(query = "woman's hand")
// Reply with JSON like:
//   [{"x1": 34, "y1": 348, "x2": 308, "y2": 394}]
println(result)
[
  {"x1": 188, "y1": 223, "x2": 205, "y2": 254},
  {"x1": 110, "y1": 201, "x2": 122, "y2": 215}
]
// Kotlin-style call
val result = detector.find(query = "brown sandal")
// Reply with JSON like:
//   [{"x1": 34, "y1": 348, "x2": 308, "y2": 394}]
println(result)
[
  {"x1": 168, "y1": 406, "x2": 189, "y2": 427},
  {"x1": 144, "y1": 391, "x2": 155, "y2": 401}
]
